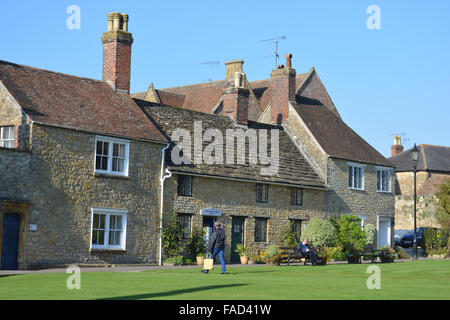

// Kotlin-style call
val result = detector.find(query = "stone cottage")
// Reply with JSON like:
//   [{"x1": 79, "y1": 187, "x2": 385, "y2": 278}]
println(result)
[
  {"x1": 1, "y1": 12, "x2": 394, "y2": 269},
  {"x1": 134, "y1": 54, "x2": 396, "y2": 249},
  {"x1": 389, "y1": 137, "x2": 450, "y2": 231}
]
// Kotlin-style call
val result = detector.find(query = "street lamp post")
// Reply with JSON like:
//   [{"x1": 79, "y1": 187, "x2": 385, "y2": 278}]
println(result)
[{"x1": 410, "y1": 144, "x2": 420, "y2": 260}]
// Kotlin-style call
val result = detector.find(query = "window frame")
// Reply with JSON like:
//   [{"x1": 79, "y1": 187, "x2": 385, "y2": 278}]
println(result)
[
  {"x1": 178, "y1": 213, "x2": 192, "y2": 239},
  {"x1": 256, "y1": 184, "x2": 269, "y2": 203},
  {"x1": 347, "y1": 162, "x2": 366, "y2": 191},
  {"x1": 177, "y1": 175, "x2": 193, "y2": 197},
  {"x1": 94, "y1": 136, "x2": 130, "y2": 177},
  {"x1": 289, "y1": 219, "x2": 303, "y2": 242},
  {"x1": 90, "y1": 208, "x2": 128, "y2": 250},
  {"x1": 0, "y1": 126, "x2": 15, "y2": 148},
  {"x1": 254, "y1": 217, "x2": 268, "y2": 243},
  {"x1": 290, "y1": 188, "x2": 303, "y2": 206},
  {"x1": 376, "y1": 166, "x2": 392, "y2": 193}
]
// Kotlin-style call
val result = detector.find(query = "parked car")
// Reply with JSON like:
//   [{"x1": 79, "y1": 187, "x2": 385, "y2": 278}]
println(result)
[
  {"x1": 398, "y1": 227, "x2": 436, "y2": 248},
  {"x1": 394, "y1": 229, "x2": 409, "y2": 246}
]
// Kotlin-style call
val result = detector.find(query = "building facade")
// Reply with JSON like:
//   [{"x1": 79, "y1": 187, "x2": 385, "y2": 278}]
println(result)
[{"x1": 1, "y1": 12, "x2": 395, "y2": 269}]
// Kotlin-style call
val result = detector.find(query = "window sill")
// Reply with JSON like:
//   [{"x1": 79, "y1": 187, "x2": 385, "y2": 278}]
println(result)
[
  {"x1": 90, "y1": 249, "x2": 127, "y2": 254},
  {"x1": 377, "y1": 190, "x2": 393, "y2": 194},
  {"x1": 93, "y1": 172, "x2": 130, "y2": 180},
  {"x1": 348, "y1": 187, "x2": 365, "y2": 191}
]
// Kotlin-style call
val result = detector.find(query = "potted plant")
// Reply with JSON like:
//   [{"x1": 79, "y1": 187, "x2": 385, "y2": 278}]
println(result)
[
  {"x1": 196, "y1": 251, "x2": 205, "y2": 266},
  {"x1": 380, "y1": 246, "x2": 396, "y2": 263},
  {"x1": 265, "y1": 245, "x2": 282, "y2": 266},
  {"x1": 186, "y1": 227, "x2": 206, "y2": 266},
  {"x1": 234, "y1": 244, "x2": 250, "y2": 265},
  {"x1": 334, "y1": 215, "x2": 366, "y2": 264}
]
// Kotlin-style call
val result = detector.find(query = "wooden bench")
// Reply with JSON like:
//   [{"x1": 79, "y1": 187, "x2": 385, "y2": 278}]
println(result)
[
  {"x1": 360, "y1": 246, "x2": 383, "y2": 263},
  {"x1": 280, "y1": 247, "x2": 311, "y2": 265}
]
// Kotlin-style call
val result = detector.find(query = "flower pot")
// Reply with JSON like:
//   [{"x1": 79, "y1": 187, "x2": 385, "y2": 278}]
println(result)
[
  {"x1": 196, "y1": 256, "x2": 205, "y2": 266},
  {"x1": 240, "y1": 255, "x2": 248, "y2": 265},
  {"x1": 347, "y1": 254, "x2": 361, "y2": 264},
  {"x1": 248, "y1": 260, "x2": 255, "y2": 265},
  {"x1": 381, "y1": 255, "x2": 394, "y2": 263},
  {"x1": 266, "y1": 259, "x2": 281, "y2": 266}
]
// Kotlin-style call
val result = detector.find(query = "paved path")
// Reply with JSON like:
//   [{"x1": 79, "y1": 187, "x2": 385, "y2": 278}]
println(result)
[{"x1": 0, "y1": 258, "x2": 431, "y2": 275}]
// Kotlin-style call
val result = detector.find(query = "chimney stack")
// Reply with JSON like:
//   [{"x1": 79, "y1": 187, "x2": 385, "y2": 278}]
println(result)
[
  {"x1": 225, "y1": 60, "x2": 244, "y2": 82},
  {"x1": 222, "y1": 72, "x2": 249, "y2": 125},
  {"x1": 391, "y1": 135, "x2": 404, "y2": 157},
  {"x1": 102, "y1": 12, "x2": 133, "y2": 94},
  {"x1": 270, "y1": 53, "x2": 296, "y2": 125}
]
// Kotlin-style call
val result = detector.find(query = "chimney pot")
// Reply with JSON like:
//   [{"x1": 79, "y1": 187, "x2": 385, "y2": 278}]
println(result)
[
  {"x1": 391, "y1": 135, "x2": 404, "y2": 157},
  {"x1": 225, "y1": 60, "x2": 244, "y2": 81},
  {"x1": 285, "y1": 54, "x2": 292, "y2": 68}
]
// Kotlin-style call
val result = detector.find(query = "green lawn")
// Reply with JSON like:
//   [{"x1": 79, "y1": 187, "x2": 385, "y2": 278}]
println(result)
[{"x1": 0, "y1": 260, "x2": 449, "y2": 300}]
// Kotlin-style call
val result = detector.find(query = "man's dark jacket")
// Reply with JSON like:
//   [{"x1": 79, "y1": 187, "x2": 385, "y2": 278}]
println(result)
[{"x1": 208, "y1": 228, "x2": 226, "y2": 251}]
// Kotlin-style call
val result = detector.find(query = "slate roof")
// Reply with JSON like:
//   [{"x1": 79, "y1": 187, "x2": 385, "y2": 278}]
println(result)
[
  {"x1": 292, "y1": 96, "x2": 392, "y2": 166},
  {"x1": 134, "y1": 99, "x2": 326, "y2": 189},
  {"x1": 0, "y1": 60, "x2": 166, "y2": 142},
  {"x1": 389, "y1": 144, "x2": 450, "y2": 172}
]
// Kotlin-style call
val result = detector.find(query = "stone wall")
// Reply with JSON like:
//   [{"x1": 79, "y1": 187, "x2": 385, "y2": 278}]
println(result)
[
  {"x1": 394, "y1": 195, "x2": 440, "y2": 230},
  {"x1": 395, "y1": 171, "x2": 430, "y2": 195},
  {"x1": 163, "y1": 174, "x2": 325, "y2": 263},
  {"x1": 0, "y1": 123, "x2": 163, "y2": 268},
  {"x1": 325, "y1": 158, "x2": 395, "y2": 226}
]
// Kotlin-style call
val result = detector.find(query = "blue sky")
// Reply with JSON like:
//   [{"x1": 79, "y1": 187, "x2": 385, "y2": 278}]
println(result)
[{"x1": 1, "y1": 0, "x2": 449, "y2": 158}]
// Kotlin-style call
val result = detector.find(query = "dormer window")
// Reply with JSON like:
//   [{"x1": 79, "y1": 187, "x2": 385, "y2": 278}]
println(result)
[
  {"x1": 0, "y1": 126, "x2": 15, "y2": 148},
  {"x1": 95, "y1": 136, "x2": 130, "y2": 176}
]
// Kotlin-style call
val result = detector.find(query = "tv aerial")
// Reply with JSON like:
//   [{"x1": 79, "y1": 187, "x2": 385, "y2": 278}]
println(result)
[
  {"x1": 260, "y1": 35, "x2": 286, "y2": 68},
  {"x1": 201, "y1": 61, "x2": 220, "y2": 82}
]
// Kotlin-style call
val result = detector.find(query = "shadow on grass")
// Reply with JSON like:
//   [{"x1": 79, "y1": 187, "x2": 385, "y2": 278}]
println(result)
[{"x1": 99, "y1": 283, "x2": 248, "y2": 300}]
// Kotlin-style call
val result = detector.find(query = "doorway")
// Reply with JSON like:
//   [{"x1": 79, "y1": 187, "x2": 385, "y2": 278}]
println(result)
[
  {"x1": 231, "y1": 216, "x2": 245, "y2": 263},
  {"x1": 378, "y1": 217, "x2": 392, "y2": 248},
  {"x1": 1, "y1": 213, "x2": 21, "y2": 270},
  {"x1": 202, "y1": 217, "x2": 215, "y2": 253}
]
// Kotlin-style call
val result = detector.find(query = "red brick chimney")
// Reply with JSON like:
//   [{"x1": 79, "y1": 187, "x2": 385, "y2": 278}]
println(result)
[
  {"x1": 391, "y1": 135, "x2": 404, "y2": 157},
  {"x1": 102, "y1": 12, "x2": 133, "y2": 94},
  {"x1": 270, "y1": 54, "x2": 296, "y2": 125},
  {"x1": 223, "y1": 72, "x2": 249, "y2": 125}
]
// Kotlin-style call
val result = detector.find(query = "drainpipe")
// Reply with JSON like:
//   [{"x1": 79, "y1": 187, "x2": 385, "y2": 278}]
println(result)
[{"x1": 159, "y1": 144, "x2": 172, "y2": 266}]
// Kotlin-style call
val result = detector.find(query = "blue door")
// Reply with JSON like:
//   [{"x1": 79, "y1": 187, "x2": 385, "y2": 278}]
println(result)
[{"x1": 1, "y1": 213, "x2": 20, "y2": 270}]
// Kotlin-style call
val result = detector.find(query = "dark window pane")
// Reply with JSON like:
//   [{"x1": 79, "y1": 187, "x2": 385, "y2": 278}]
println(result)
[
  {"x1": 178, "y1": 176, "x2": 192, "y2": 196},
  {"x1": 255, "y1": 218, "x2": 267, "y2": 242}
]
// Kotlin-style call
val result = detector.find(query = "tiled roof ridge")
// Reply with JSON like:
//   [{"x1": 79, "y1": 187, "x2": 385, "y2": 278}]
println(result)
[
  {"x1": 135, "y1": 98, "x2": 284, "y2": 132},
  {"x1": 419, "y1": 143, "x2": 450, "y2": 149},
  {"x1": 0, "y1": 60, "x2": 103, "y2": 84},
  {"x1": 159, "y1": 79, "x2": 228, "y2": 91}
]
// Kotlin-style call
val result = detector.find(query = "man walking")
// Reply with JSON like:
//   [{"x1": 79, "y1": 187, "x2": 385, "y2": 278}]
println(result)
[{"x1": 203, "y1": 222, "x2": 227, "y2": 274}]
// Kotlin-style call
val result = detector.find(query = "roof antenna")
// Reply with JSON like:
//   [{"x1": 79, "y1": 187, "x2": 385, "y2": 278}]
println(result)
[
  {"x1": 201, "y1": 61, "x2": 220, "y2": 82},
  {"x1": 260, "y1": 36, "x2": 286, "y2": 68}
]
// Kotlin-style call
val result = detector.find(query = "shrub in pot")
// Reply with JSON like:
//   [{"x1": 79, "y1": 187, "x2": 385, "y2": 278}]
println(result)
[
  {"x1": 334, "y1": 215, "x2": 366, "y2": 263},
  {"x1": 234, "y1": 244, "x2": 250, "y2": 264}
]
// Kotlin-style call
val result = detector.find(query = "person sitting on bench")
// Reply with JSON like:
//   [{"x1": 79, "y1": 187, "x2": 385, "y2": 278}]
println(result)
[{"x1": 297, "y1": 238, "x2": 318, "y2": 266}]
